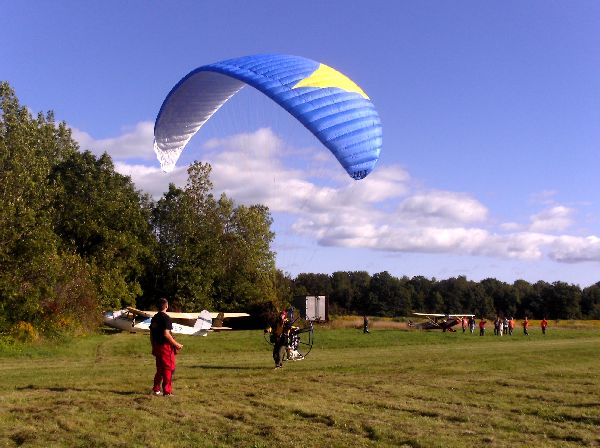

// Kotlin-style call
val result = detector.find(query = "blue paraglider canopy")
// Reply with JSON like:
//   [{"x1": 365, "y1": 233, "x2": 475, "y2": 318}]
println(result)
[{"x1": 154, "y1": 54, "x2": 382, "y2": 180}]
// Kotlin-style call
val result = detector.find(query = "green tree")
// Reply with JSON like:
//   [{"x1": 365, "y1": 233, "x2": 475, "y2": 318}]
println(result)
[
  {"x1": 51, "y1": 151, "x2": 155, "y2": 310},
  {"x1": 272, "y1": 270, "x2": 294, "y2": 310},
  {"x1": 294, "y1": 273, "x2": 332, "y2": 297},
  {"x1": 150, "y1": 162, "x2": 277, "y2": 312},
  {"x1": 0, "y1": 82, "x2": 112, "y2": 333},
  {"x1": 150, "y1": 182, "x2": 215, "y2": 310},
  {"x1": 461, "y1": 282, "x2": 491, "y2": 317},
  {"x1": 368, "y1": 271, "x2": 412, "y2": 316},
  {"x1": 407, "y1": 276, "x2": 434, "y2": 312},
  {"x1": 513, "y1": 279, "x2": 532, "y2": 318},
  {"x1": 481, "y1": 278, "x2": 516, "y2": 317},
  {"x1": 520, "y1": 281, "x2": 549, "y2": 318},
  {"x1": 436, "y1": 276, "x2": 468, "y2": 313},
  {"x1": 330, "y1": 271, "x2": 352, "y2": 313},
  {"x1": 543, "y1": 281, "x2": 581, "y2": 319},
  {"x1": 213, "y1": 202, "x2": 277, "y2": 311},
  {"x1": 581, "y1": 282, "x2": 600, "y2": 319},
  {"x1": 348, "y1": 271, "x2": 372, "y2": 314},
  {"x1": 425, "y1": 291, "x2": 444, "y2": 313}
]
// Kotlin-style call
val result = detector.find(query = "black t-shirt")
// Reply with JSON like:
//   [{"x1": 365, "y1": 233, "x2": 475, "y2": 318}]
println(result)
[{"x1": 150, "y1": 311, "x2": 172, "y2": 345}]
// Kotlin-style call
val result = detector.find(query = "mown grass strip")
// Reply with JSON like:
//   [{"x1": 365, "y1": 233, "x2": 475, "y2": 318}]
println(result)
[{"x1": 1, "y1": 327, "x2": 599, "y2": 447}]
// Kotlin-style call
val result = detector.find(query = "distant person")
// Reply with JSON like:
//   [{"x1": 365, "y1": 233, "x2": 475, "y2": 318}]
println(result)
[
  {"x1": 479, "y1": 318, "x2": 487, "y2": 336},
  {"x1": 541, "y1": 318, "x2": 548, "y2": 335},
  {"x1": 468, "y1": 316, "x2": 476, "y2": 334},
  {"x1": 363, "y1": 315, "x2": 370, "y2": 334},
  {"x1": 522, "y1": 317, "x2": 529, "y2": 336},
  {"x1": 150, "y1": 298, "x2": 183, "y2": 396},
  {"x1": 461, "y1": 317, "x2": 467, "y2": 333},
  {"x1": 493, "y1": 317, "x2": 500, "y2": 336},
  {"x1": 503, "y1": 317, "x2": 509, "y2": 335},
  {"x1": 508, "y1": 317, "x2": 515, "y2": 336}
]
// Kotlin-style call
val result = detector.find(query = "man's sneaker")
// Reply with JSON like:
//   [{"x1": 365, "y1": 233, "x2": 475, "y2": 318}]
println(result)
[
  {"x1": 153, "y1": 390, "x2": 162, "y2": 396},
  {"x1": 164, "y1": 393, "x2": 173, "y2": 397}
]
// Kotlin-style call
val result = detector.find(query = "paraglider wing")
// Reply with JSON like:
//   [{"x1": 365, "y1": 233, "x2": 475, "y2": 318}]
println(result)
[{"x1": 154, "y1": 54, "x2": 382, "y2": 180}]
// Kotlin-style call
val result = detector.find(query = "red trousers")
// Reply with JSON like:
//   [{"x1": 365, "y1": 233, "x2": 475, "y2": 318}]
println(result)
[{"x1": 153, "y1": 344, "x2": 176, "y2": 394}]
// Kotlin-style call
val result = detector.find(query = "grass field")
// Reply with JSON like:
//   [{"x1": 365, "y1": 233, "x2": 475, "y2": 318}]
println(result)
[{"x1": 1, "y1": 324, "x2": 599, "y2": 447}]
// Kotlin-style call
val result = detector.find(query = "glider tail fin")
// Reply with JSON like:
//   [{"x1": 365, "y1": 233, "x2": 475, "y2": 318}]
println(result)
[{"x1": 193, "y1": 310, "x2": 212, "y2": 336}]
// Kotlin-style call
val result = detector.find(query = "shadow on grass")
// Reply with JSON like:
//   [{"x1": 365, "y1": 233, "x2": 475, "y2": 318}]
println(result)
[
  {"x1": 16, "y1": 384, "x2": 139, "y2": 395},
  {"x1": 188, "y1": 364, "x2": 265, "y2": 370},
  {"x1": 568, "y1": 402, "x2": 600, "y2": 408},
  {"x1": 99, "y1": 327, "x2": 123, "y2": 335}
]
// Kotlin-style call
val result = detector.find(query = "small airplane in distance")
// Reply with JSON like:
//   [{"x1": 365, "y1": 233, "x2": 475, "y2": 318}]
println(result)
[
  {"x1": 408, "y1": 313, "x2": 475, "y2": 332},
  {"x1": 103, "y1": 307, "x2": 250, "y2": 336}
]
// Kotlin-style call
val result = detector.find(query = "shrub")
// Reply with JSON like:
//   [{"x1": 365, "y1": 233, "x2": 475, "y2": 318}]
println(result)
[{"x1": 10, "y1": 321, "x2": 39, "y2": 342}]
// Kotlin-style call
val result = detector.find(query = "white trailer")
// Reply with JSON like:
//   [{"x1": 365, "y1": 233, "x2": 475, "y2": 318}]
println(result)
[{"x1": 295, "y1": 295, "x2": 328, "y2": 322}]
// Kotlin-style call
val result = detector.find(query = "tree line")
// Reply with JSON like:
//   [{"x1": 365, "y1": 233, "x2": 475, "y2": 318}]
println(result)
[
  {"x1": 286, "y1": 272, "x2": 600, "y2": 320},
  {"x1": 1, "y1": 82, "x2": 598, "y2": 339}
]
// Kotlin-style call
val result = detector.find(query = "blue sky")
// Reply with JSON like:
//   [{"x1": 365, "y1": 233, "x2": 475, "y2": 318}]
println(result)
[{"x1": 2, "y1": 1, "x2": 600, "y2": 286}]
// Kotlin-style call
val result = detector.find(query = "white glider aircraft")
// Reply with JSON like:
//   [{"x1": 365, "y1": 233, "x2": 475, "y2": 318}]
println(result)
[{"x1": 103, "y1": 307, "x2": 249, "y2": 336}]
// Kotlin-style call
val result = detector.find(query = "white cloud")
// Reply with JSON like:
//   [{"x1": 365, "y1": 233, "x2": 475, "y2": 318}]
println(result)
[
  {"x1": 113, "y1": 161, "x2": 188, "y2": 198},
  {"x1": 482, "y1": 232, "x2": 554, "y2": 260},
  {"x1": 75, "y1": 124, "x2": 600, "y2": 265},
  {"x1": 72, "y1": 121, "x2": 155, "y2": 160},
  {"x1": 547, "y1": 235, "x2": 600, "y2": 263},
  {"x1": 529, "y1": 206, "x2": 573, "y2": 232},
  {"x1": 398, "y1": 191, "x2": 488, "y2": 224},
  {"x1": 203, "y1": 129, "x2": 410, "y2": 214}
]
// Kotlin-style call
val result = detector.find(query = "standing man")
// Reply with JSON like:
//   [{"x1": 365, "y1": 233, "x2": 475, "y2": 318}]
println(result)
[
  {"x1": 468, "y1": 316, "x2": 476, "y2": 334},
  {"x1": 522, "y1": 316, "x2": 529, "y2": 336},
  {"x1": 363, "y1": 315, "x2": 370, "y2": 334},
  {"x1": 479, "y1": 318, "x2": 487, "y2": 336},
  {"x1": 508, "y1": 317, "x2": 515, "y2": 336},
  {"x1": 150, "y1": 298, "x2": 183, "y2": 396},
  {"x1": 540, "y1": 317, "x2": 548, "y2": 335}
]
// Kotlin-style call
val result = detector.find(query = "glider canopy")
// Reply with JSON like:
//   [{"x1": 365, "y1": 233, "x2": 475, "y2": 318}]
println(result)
[{"x1": 154, "y1": 54, "x2": 382, "y2": 180}]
